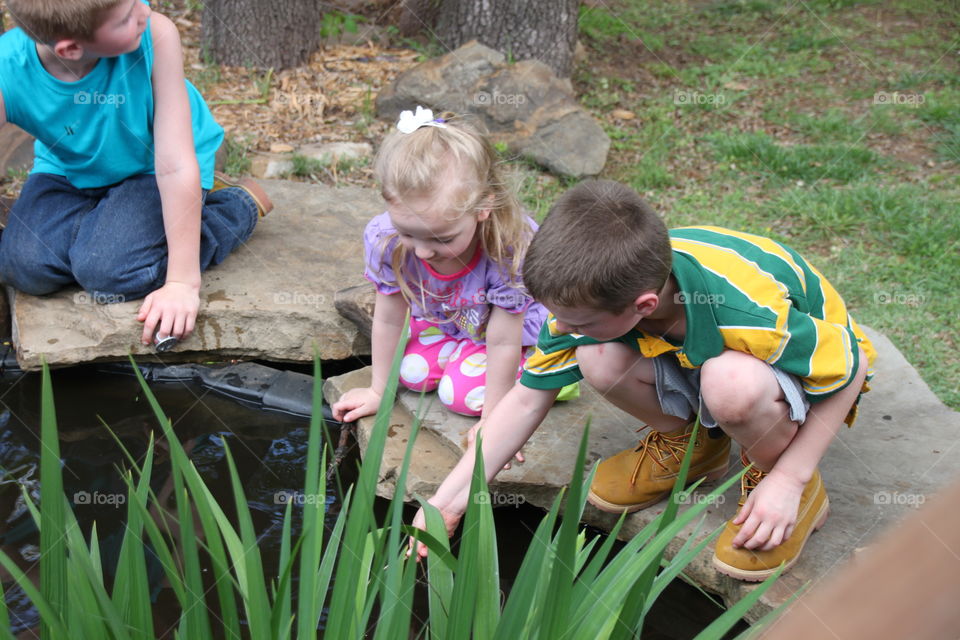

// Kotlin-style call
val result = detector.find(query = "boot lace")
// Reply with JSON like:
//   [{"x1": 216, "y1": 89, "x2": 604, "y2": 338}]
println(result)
[
  {"x1": 630, "y1": 428, "x2": 693, "y2": 486},
  {"x1": 740, "y1": 459, "x2": 767, "y2": 501}
]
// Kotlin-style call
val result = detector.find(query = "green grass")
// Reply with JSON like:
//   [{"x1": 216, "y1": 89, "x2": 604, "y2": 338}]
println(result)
[
  {"x1": 571, "y1": 0, "x2": 960, "y2": 408},
  {"x1": 710, "y1": 132, "x2": 881, "y2": 184}
]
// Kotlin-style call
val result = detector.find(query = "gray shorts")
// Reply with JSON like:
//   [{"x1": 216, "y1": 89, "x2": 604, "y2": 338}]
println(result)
[{"x1": 653, "y1": 354, "x2": 810, "y2": 431}]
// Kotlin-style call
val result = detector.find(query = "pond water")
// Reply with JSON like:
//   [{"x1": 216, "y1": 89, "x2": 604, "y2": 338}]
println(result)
[{"x1": 0, "y1": 358, "x2": 745, "y2": 638}]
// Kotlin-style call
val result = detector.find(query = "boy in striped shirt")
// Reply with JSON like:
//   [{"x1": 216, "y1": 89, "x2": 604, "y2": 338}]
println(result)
[{"x1": 411, "y1": 180, "x2": 875, "y2": 580}]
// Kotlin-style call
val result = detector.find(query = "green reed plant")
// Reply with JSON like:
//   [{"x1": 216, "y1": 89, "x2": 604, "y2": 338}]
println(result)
[{"x1": 0, "y1": 339, "x2": 782, "y2": 638}]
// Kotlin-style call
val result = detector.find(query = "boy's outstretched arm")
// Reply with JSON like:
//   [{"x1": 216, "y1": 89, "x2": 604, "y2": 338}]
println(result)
[
  {"x1": 410, "y1": 383, "x2": 560, "y2": 558},
  {"x1": 137, "y1": 13, "x2": 202, "y2": 345}
]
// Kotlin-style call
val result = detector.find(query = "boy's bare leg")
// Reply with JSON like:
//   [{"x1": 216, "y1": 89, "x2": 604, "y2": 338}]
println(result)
[
  {"x1": 576, "y1": 342, "x2": 690, "y2": 432},
  {"x1": 580, "y1": 342, "x2": 731, "y2": 513},
  {"x1": 700, "y1": 350, "x2": 798, "y2": 471}
]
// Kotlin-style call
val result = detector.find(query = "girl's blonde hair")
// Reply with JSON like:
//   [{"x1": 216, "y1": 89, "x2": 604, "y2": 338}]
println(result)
[{"x1": 373, "y1": 113, "x2": 530, "y2": 315}]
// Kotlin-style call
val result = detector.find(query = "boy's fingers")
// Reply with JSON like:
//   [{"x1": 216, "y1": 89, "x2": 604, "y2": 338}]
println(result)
[{"x1": 515, "y1": 450, "x2": 525, "y2": 463}]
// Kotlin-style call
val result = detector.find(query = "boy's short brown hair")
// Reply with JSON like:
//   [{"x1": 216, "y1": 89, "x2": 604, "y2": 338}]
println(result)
[
  {"x1": 524, "y1": 180, "x2": 672, "y2": 311},
  {"x1": 7, "y1": 0, "x2": 124, "y2": 44}
]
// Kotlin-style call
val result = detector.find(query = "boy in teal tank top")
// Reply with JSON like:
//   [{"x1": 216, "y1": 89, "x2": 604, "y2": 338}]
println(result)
[{"x1": 0, "y1": 0, "x2": 272, "y2": 346}]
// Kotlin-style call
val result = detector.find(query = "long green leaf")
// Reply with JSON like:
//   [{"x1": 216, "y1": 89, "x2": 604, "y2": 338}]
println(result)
[
  {"x1": 38, "y1": 361, "x2": 66, "y2": 639},
  {"x1": 296, "y1": 353, "x2": 328, "y2": 639},
  {"x1": 111, "y1": 447, "x2": 156, "y2": 639},
  {"x1": 374, "y1": 413, "x2": 423, "y2": 640},
  {"x1": 538, "y1": 421, "x2": 592, "y2": 639},
  {"x1": 416, "y1": 499, "x2": 455, "y2": 640},
  {"x1": 325, "y1": 314, "x2": 409, "y2": 639},
  {"x1": 446, "y1": 435, "x2": 500, "y2": 639},
  {"x1": 494, "y1": 491, "x2": 564, "y2": 638},
  {"x1": 221, "y1": 441, "x2": 272, "y2": 639},
  {"x1": 128, "y1": 357, "x2": 228, "y2": 639}
]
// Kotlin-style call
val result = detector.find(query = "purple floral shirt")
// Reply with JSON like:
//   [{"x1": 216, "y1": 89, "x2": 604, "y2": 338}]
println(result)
[{"x1": 363, "y1": 212, "x2": 547, "y2": 345}]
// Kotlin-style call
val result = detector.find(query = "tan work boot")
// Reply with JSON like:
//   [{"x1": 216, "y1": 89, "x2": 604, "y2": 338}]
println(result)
[
  {"x1": 212, "y1": 171, "x2": 274, "y2": 217},
  {"x1": 587, "y1": 422, "x2": 731, "y2": 513},
  {"x1": 712, "y1": 458, "x2": 829, "y2": 581}
]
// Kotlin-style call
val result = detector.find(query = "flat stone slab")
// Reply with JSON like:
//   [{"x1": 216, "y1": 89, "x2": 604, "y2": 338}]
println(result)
[
  {"x1": 9, "y1": 180, "x2": 379, "y2": 370},
  {"x1": 323, "y1": 326, "x2": 960, "y2": 621}
]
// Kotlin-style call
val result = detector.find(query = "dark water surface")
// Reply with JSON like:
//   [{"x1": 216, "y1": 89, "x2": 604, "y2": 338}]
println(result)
[{"x1": 0, "y1": 361, "x2": 745, "y2": 638}]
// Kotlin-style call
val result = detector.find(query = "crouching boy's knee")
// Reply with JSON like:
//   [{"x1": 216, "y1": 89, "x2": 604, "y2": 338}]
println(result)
[{"x1": 700, "y1": 351, "x2": 775, "y2": 425}]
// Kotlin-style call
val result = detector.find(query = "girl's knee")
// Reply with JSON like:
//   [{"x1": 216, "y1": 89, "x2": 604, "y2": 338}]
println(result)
[
  {"x1": 399, "y1": 352, "x2": 440, "y2": 392},
  {"x1": 437, "y1": 373, "x2": 484, "y2": 416}
]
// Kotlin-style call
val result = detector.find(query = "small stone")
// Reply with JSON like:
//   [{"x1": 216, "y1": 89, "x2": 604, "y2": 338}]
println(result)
[
  {"x1": 611, "y1": 109, "x2": 636, "y2": 120},
  {"x1": 269, "y1": 143, "x2": 295, "y2": 154}
]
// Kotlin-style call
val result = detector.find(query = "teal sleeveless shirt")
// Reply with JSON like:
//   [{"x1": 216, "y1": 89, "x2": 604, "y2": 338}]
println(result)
[{"x1": 0, "y1": 16, "x2": 222, "y2": 189}]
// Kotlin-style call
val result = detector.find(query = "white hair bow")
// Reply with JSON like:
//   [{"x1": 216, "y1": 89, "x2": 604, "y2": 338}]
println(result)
[{"x1": 396, "y1": 106, "x2": 447, "y2": 134}]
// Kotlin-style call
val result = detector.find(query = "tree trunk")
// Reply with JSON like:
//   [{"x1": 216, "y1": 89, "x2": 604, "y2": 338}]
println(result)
[
  {"x1": 436, "y1": 0, "x2": 580, "y2": 77},
  {"x1": 201, "y1": 0, "x2": 322, "y2": 70}
]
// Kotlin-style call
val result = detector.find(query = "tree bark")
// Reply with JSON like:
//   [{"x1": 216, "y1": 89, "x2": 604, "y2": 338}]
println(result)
[
  {"x1": 201, "y1": 0, "x2": 323, "y2": 70},
  {"x1": 436, "y1": 0, "x2": 580, "y2": 77}
]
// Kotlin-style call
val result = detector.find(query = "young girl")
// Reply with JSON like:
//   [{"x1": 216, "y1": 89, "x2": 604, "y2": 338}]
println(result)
[{"x1": 332, "y1": 107, "x2": 548, "y2": 433}]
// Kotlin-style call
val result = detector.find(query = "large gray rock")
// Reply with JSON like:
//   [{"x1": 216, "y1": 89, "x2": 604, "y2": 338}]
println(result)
[
  {"x1": 323, "y1": 326, "x2": 960, "y2": 621},
  {"x1": 9, "y1": 180, "x2": 381, "y2": 370},
  {"x1": 376, "y1": 41, "x2": 609, "y2": 178}
]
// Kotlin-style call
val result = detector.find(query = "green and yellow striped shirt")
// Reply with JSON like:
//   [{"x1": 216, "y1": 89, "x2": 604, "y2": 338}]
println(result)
[{"x1": 521, "y1": 226, "x2": 876, "y2": 408}]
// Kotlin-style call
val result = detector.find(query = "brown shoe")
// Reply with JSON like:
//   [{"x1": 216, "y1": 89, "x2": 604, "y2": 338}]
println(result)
[
  {"x1": 587, "y1": 422, "x2": 731, "y2": 513},
  {"x1": 712, "y1": 459, "x2": 829, "y2": 581},
  {"x1": 212, "y1": 171, "x2": 273, "y2": 217}
]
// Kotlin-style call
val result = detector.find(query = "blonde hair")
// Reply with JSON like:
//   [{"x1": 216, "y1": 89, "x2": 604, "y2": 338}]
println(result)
[
  {"x1": 373, "y1": 113, "x2": 531, "y2": 317},
  {"x1": 7, "y1": 0, "x2": 124, "y2": 43}
]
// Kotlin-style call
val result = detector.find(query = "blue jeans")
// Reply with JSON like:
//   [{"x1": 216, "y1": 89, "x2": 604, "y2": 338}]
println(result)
[{"x1": 0, "y1": 173, "x2": 258, "y2": 300}]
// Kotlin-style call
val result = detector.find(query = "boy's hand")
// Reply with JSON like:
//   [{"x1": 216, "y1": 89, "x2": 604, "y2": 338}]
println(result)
[
  {"x1": 137, "y1": 281, "x2": 200, "y2": 345},
  {"x1": 731, "y1": 469, "x2": 805, "y2": 551},
  {"x1": 467, "y1": 419, "x2": 525, "y2": 468},
  {"x1": 332, "y1": 387, "x2": 382, "y2": 423},
  {"x1": 408, "y1": 501, "x2": 462, "y2": 562}
]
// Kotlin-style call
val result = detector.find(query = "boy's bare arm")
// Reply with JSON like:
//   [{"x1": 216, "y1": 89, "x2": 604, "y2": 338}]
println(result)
[
  {"x1": 433, "y1": 383, "x2": 559, "y2": 512},
  {"x1": 410, "y1": 383, "x2": 558, "y2": 557},
  {"x1": 732, "y1": 346, "x2": 869, "y2": 550},
  {"x1": 0, "y1": 88, "x2": 7, "y2": 128},
  {"x1": 136, "y1": 13, "x2": 202, "y2": 345}
]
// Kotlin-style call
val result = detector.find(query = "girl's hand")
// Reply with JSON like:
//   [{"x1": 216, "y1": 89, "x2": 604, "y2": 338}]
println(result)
[
  {"x1": 332, "y1": 387, "x2": 383, "y2": 422},
  {"x1": 467, "y1": 419, "x2": 525, "y2": 469},
  {"x1": 408, "y1": 501, "x2": 462, "y2": 562},
  {"x1": 731, "y1": 469, "x2": 805, "y2": 551}
]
